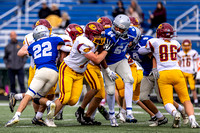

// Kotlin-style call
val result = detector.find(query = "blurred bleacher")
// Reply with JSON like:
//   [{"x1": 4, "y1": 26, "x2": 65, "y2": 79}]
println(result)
[{"x1": 0, "y1": 0, "x2": 200, "y2": 68}]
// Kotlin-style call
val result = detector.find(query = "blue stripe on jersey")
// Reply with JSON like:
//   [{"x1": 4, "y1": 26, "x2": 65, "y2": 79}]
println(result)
[{"x1": 28, "y1": 88, "x2": 36, "y2": 95}]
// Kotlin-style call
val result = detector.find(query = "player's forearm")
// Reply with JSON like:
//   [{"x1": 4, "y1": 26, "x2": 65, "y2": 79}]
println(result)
[
  {"x1": 93, "y1": 51, "x2": 108, "y2": 64},
  {"x1": 17, "y1": 45, "x2": 28, "y2": 57},
  {"x1": 152, "y1": 57, "x2": 157, "y2": 68},
  {"x1": 100, "y1": 59, "x2": 108, "y2": 69}
]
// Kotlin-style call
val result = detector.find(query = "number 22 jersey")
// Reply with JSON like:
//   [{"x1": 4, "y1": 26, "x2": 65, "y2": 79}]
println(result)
[
  {"x1": 145, "y1": 38, "x2": 181, "y2": 72},
  {"x1": 28, "y1": 36, "x2": 64, "y2": 72}
]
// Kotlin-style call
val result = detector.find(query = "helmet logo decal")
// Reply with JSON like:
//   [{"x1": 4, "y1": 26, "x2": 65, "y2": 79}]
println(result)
[
  {"x1": 97, "y1": 18, "x2": 102, "y2": 23},
  {"x1": 89, "y1": 24, "x2": 97, "y2": 30},
  {"x1": 158, "y1": 24, "x2": 162, "y2": 29},
  {"x1": 35, "y1": 21, "x2": 40, "y2": 26},
  {"x1": 75, "y1": 26, "x2": 83, "y2": 33}
]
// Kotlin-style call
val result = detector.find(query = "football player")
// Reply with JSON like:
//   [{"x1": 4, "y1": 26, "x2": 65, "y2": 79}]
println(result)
[
  {"x1": 138, "y1": 23, "x2": 199, "y2": 128},
  {"x1": 177, "y1": 39, "x2": 199, "y2": 107},
  {"x1": 35, "y1": 22, "x2": 112, "y2": 127},
  {"x1": 100, "y1": 14, "x2": 139, "y2": 126},
  {"x1": 5, "y1": 25, "x2": 65, "y2": 127},
  {"x1": 13, "y1": 19, "x2": 73, "y2": 126},
  {"x1": 75, "y1": 17, "x2": 112, "y2": 125}
]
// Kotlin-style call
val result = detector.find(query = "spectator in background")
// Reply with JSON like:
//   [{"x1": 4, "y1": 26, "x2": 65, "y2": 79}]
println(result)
[
  {"x1": 112, "y1": 0, "x2": 125, "y2": 18},
  {"x1": 50, "y1": 3, "x2": 61, "y2": 17},
  {"x1": 126, "y1": 0, "x2": 143, "y2": 23},
  {"x1": 59, "y1": 12, "x2": 71, "y2": 29},
  {"x1": 3, "y1": 31, "x2": 27, "y2": 94},
  {"x1": 148, "y1": 1, "x2": 166, "y2": 29},
  {"x1": 38, "y1": 1, "x2": 51, "y2": 19},
  {"x1": 126, "y1": 6, "x2": 141, "y2": 23}
]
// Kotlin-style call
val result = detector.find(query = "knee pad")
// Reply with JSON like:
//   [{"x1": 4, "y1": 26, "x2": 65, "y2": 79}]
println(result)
[
  {"x1": 123, "y1": 74, "x2": 134, "y2": 84},
  {"x1": 105, "y1": 84, "x2": 115, "y2": 95},
  {"x1": 33, "y1": 98, "x2": 40, "y2": 105},
  {"x1": 139, "y1": 93, "x2": 150, "y2": 101}
]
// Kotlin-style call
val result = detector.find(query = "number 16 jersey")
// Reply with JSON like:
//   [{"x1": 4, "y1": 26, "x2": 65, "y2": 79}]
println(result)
[
  {"x1": 177, "y1": 49, "x2": 198, "y2": 74},
  {"x1": 145, "y1": 38, "x2": 181, "y2": 72}
]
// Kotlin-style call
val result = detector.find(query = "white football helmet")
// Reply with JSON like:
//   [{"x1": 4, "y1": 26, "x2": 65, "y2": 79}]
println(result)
[
  {"x1": 112, "y1": 14, "x2": 130, "y2": 37},
  {"x1": 33, "y1": 25, "x2": 49, "y2": 41}
]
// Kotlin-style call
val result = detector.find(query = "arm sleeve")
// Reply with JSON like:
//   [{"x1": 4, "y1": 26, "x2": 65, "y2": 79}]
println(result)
[
  {"x1": 77, "y1": 43, "x2": 92, "y2": 54},
  {"x1": 60, "y1": 45, "x2": 71, "y2": 52},
  {"x1": 138, "y1": 40, "x2": 153, "y2": 55}
]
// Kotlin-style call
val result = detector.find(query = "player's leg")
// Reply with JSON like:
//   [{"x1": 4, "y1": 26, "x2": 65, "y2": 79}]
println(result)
[
  {"x1": 158, "y1": 70, "x2": 182, "y2": 128},
  {"x1": 102, "y1": 63, "x2": 118, "y2": 127},
  {"x1": 188, "y1": 73, "x2": 198, "y2": 106},
  {"x1": 174, "y1": 70, "x2": 199, "y2": 128},
  {"x1": 84, "y1": 70, "x2": 108, "y2": 122},
  {"x1": 54, "y1": 63, "x2": 74, "y2": 116},
  {"x1": 5, "y1": 68, "x2": 50, "y2": 127},
  {"x1": 173, "y1": 101, "x2": 189, "y2": 124},
  {"x1": 75, "y1": 66, "x2": 100, "y2": 124},
  {"x1": 140, "y1": 75, "x2": 164, "y2": 121},
  {"x1": 116, "y1": 59, "x2": 135, "y2": 122}
]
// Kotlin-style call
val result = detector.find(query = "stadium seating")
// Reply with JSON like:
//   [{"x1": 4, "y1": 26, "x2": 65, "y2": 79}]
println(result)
[{"x1": 0, "y1": 0, "x2": 200, "y2": 67}]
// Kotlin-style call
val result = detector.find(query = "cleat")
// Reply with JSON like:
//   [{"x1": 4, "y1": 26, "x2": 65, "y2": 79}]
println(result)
[
  {"x1": 119, "y1": 112, "x2": 126, "y2": 123},
  {"x1": 180, "y1": 110, "x2": 189, "y2": 125},
  {"x1": 149, "y1": 116, "x2": 157, "y2": 122},
  {"x1": 115, "y1": 108, "x2": 121, "y2": 119},
  {"x1": 190, "y1": 120, "x2": 200, "y2": 128},
  {"x1": 149, "y1": 117, "x2": 168, "y2": 127},
  {"x1": 55, "y1": 110, "x2": 63, "y2": 120},
  {"x1": 110, "y1": 117, "x2": 119, "y2": 127},
  {"x1": 98, "y1": 105, "x2": 109, "y2": 120},
  {"x1": 75, "y1": 107, "x2": 85, "y2": 123},
  {"x1": 172, "y1": 112, "x2": 181, "y2": 128},
  {"x1": 126, "y1": 114, "x2": 137, "y2": 123},
  {"x1": 5, "y1": 115, "x2": 19, "y2": 127},
  {"x1": 47, "y1": 102, "x2": 56, "y2": 119},
  {"x1": 45, "y1": 118, "x2": 56, "y2": 127},
  {"x1": 81, "y1": 117, "x2": 101, "y2": 126},
  {"x1": 8, "y1": 93, "x2": 16, "y2": 113},
  {"x1": 32, "y1": 116, "x2": 46, "y2": 126}
]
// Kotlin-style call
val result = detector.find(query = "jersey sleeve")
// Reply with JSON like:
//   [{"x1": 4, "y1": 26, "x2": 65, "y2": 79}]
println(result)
[
  {"x1": 23, "y1": 36, "x2": 29, "y2": 46},
  {"x1": 177, "y1": 52, "x2": 181, "y2": 60},
  {"x1": 145, "y1": 39, "x2": 155, "y2": 53},
  {"x1": 193, "y1": 50, "x2": 198, "y2": 60},
  {"x1": 176, "y1": 41, "x2": 181, "y2": 52},
  {"x1": 77, "y1": 43, "x2": 93, "y2": 54}
]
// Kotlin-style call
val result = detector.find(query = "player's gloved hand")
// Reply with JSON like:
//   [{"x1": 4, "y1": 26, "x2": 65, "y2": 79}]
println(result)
[
  {"x1": 105, "y1": 67, "x2": 118, "y2": 82},
  {"x1": 150, "y1": 68, "x2": 159, "y2": 80},
  {"x1": 193, "y1": 72, "x2": 197, "y2": 79},
  {"x1": 103, "y1": 38, "x2": 114, "y2": 51}
]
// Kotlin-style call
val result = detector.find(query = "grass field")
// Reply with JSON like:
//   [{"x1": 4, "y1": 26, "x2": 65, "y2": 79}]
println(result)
[{"x1": 0, "y1": 101, "x2": 200, "y2": 133}]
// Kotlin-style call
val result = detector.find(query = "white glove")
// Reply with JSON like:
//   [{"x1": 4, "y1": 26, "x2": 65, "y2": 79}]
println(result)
[
  {"x1": 103, "y1": 38, "x2": 114, "y2": 51},
  {"x1": 150, "y1": 68, "x2": 159, "y2": 80},
  {"x1": 105, "y1": 67, "x2": 118, "y2": 82}
]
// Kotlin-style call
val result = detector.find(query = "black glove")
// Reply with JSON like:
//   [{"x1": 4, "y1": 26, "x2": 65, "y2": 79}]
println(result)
[
  {"x1": 193, "y1": 72, "x2": 197, "y2": 79},
  {"x1": 103, "y1": 38, "x2": 114, "y2": 51}
]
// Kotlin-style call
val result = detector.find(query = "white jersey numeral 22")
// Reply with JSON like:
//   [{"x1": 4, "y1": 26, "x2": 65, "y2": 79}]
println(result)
[{"x1": 33, "y1": 41, "x2": 52, "y2": 59}]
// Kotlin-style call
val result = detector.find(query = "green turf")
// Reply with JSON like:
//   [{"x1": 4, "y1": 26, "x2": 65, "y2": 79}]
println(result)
[{"x1": 0, "y1": 101, "x2": 199, "y2": 133}]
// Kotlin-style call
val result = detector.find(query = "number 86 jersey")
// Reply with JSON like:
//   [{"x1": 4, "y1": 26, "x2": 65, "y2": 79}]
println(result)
[{"x1": 145, "y1": 38, "x2": 181, "y2": 72}]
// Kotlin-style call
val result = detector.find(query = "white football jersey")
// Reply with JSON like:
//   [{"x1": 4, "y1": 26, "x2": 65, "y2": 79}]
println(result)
[
  {"x1": 177, "y1": 49, "x2": 198, "y2": 74},
  {"x1": 23, "y1": 33, "x2": 35, "y2": 68},
  {"x1": 145, "y1": 38, "x2": 181, "y2": 72},
  {"x1": 64, "y1": 35, "x2": 96, "y2": 73}
]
